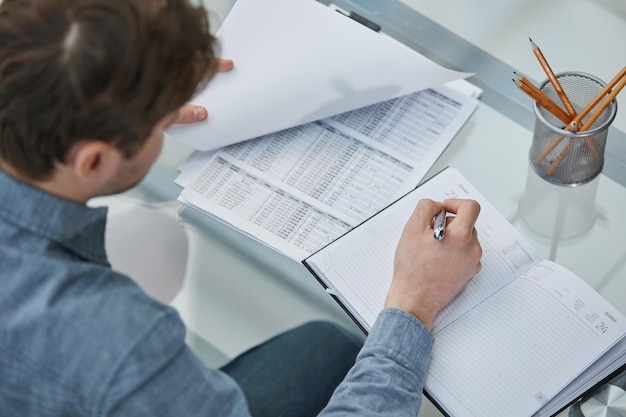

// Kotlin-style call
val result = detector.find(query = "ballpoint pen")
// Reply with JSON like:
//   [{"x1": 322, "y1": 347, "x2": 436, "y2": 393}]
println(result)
[{"x1": 433, "y1": 208, "x2": 446, "y2": 240}]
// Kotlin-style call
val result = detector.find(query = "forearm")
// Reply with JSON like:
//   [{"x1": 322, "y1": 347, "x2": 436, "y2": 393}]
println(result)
[{"x1": 320, "y1": 309, "x2": 434, "y2": 417}]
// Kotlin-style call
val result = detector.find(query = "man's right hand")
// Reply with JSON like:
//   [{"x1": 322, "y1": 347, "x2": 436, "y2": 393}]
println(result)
[{"x1": 385, "y1": 198, "x2": 482, "y2": 330}]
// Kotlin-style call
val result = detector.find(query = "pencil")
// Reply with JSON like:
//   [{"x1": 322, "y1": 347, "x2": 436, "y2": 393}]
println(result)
[
  {"x1": 544, "y1": 73, "x2": 626, "y2": 175},
  {"x1": 513, "y1": 73, "x2": 571, "y2": 124},
  {"x1": 536, "y1": 67, "x2": 626, "y2": 167},
  {"x1": 545, "y1": 140, "x2": 574, "y2": 176},
  {"x1": 530, "y1": 38, "x2": 577, "y2": 119},
  {"x1": 515, "y1": 70, "x2": 593, "y2": 156},
  {"x1": 574, "y1": 66, "x2": 626, "y2": 126}
]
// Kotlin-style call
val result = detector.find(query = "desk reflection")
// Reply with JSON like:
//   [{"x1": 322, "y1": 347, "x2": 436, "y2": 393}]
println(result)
[{"x1": 514, "y1": 164, "x2": 600, "y2": 261}]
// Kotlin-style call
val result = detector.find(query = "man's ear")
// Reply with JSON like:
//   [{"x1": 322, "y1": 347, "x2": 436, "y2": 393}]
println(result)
[{"x1": 66, "y1": 140, "x2": 122, "y2": 184}]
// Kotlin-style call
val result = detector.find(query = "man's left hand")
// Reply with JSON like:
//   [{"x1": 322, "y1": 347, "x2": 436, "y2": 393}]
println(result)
[{"x1": 172, "y1": 58, "x2": 234, "y2": 125}]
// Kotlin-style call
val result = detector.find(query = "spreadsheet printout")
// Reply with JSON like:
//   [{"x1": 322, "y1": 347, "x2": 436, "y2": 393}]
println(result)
[{"x1": 178, "y1": 86, "x2": 477, "y2": 260}]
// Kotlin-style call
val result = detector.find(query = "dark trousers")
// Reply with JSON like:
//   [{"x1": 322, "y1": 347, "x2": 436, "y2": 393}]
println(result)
[{"x1": 220, "y1": 321, "x2": 363, "y2": 417}]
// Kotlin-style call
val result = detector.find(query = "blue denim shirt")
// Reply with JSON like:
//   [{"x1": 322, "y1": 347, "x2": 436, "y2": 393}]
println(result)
[{"x1": 0, "y1": 170, "x2": 434, "y2": 416}]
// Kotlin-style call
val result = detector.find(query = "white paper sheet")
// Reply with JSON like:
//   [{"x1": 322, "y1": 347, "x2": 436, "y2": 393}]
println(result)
[{"x1": 167, "y1": 0, "x2": 472, "y2": 150}]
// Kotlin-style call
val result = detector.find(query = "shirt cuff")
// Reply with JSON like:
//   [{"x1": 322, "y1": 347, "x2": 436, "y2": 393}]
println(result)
[{"x1": 361, "y1": 308, "x2": 435, "y2": 376}]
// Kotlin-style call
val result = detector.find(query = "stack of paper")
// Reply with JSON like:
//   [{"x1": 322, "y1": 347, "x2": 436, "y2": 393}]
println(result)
[{"x1": 171, "y1": 0, "x2": 481, "y2": 261}]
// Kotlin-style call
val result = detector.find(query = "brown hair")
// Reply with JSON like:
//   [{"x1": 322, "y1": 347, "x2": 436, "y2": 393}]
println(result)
[{"x1": 0, "y1": 0, "x2": 218, "y2": 180}]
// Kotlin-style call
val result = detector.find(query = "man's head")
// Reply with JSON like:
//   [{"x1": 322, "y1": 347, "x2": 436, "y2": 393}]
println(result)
[{"x1": 0, "y1": 0, "x2": 217, "y2": 193}]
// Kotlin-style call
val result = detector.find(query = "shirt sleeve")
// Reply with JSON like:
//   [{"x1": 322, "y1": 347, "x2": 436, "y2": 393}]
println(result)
[
  {"x1": 319, "y1": 308, "x2": 435, "y2": 417},
  {"x1": 101, "y1": 307, "x2": 432, "y2": 417}
]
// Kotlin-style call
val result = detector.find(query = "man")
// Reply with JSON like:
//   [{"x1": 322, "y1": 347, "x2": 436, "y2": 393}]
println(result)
[{"x1": 0, "y1": 0, "x2": 482, "y2": 416}]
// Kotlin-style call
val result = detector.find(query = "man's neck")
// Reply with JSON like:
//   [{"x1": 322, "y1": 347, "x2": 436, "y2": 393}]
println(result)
[{"x1": 0, "y1": 160, "x2": 89, "y2": 204}]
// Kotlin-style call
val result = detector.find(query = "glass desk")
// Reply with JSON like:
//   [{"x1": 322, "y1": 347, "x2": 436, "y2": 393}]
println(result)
[
  {"x1": 137, "y1": 0, "x2": 626, "y2": 415},
  {"x1": 325, "y1": 0, "x2": 626, "y2": 186}
]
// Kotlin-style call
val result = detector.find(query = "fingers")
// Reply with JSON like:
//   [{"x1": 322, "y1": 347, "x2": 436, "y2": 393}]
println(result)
[
  {"x1": 389, "y1": 198, "x2": 483, "y2": 329},
  {"x1": 410, "y1": 199, "x2": 444, "y2": 235},
  {"x1": 409, "y1": 198, "x2": 480, "y2": 236},
  {"x1": 173, "y1": 58, "x2": 233, "y2": 126},
  {"x1": 442, "y1": 199, "x2": 483, "y2": 275},
  {"x1": 217, "y1": 58, "x2": 234, "y2": 72},
  {"x1": 173, "y1": 104, "x2": 208, "y2": 124},
  {"x1": 442, "y1": 198, "x2": 480, "y2": 221},
  {"x1": 442, "y1": 199, "x2": 480, "y2": 237}
]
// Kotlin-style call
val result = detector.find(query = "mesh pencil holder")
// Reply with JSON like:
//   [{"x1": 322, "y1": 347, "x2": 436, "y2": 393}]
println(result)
[{"x1": 529, "y1": 72, "x2": 617, "y2": 186}]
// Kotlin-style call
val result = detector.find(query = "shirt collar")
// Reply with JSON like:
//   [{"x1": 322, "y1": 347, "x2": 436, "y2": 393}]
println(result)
[{"x1": 0, "y1": 170, "x2": 110, "y2": 266}]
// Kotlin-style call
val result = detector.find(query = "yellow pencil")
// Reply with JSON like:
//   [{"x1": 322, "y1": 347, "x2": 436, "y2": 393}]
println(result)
[
  {"x1": 545, "y1": 74, "x2": 626, "y2": 175},
  {"x1": 575, "y1": 66, "x2": 626, "y2": 126},
  {"x1": 535, "y1": 67, "x2": 626, "y2": 167},
  {"x1": 513, "y1": 73, "x2": 571, "y2": 124},
  {"x1": 530, "y1": 38, "x2": 577, "y2": 119}
]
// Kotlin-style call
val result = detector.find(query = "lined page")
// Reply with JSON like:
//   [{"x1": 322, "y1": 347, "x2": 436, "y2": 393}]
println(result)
[
  {"x1": 304, "y1": 167, "x2": 626, "y2": 417},
  {"x1": 304, "y1": 167, "x2": 542, "y2": 331},
  {"x1": 426, "y1": 261, "x2": 626, "y2": 417}
]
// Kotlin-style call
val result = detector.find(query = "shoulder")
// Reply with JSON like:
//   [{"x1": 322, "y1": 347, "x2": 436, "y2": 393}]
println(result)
[
  {"x1": 0, "y1": 259, "x2": 189, "y2": 415},
  {"x1": 69, "y1": 267, "x2": 187, "y2": 361},
  {"x1": 52, "y1": 267, "x2": 188, "y2": 379}
]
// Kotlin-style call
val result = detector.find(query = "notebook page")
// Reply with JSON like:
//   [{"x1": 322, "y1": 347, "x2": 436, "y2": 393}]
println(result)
[
  {"x1": 426, "y1": 261, "x2": 626, "y2": 417},
  {"x1": 304, "y1": 167, "x2": 542, "y2": 331},
  {"x1": 531, "y1": 337, "x2": 626, "y2": 417}
]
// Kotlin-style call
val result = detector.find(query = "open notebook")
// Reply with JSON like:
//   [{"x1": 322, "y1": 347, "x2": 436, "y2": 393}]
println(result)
[{"x1": 303, "y1": 167, "x2": 626, "y2": 417}]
